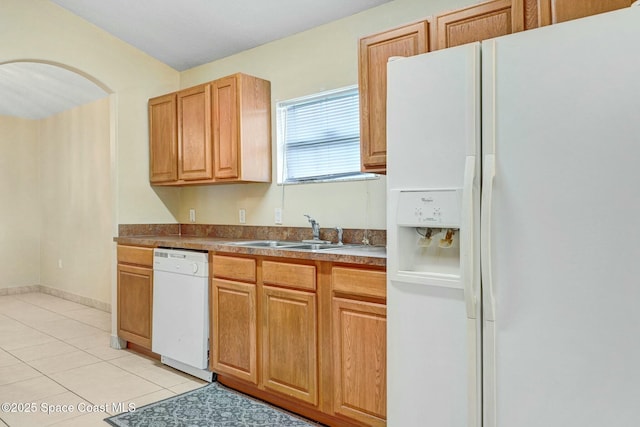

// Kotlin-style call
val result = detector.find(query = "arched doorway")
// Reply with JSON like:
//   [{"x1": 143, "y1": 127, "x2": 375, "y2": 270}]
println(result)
[{"x1": 0, "y1": 60, "x2": 115, "y2": 310}]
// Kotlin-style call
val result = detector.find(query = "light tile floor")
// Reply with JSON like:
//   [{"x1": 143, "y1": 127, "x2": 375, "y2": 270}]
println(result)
[{"x1": 0, "y1": 292, "x2": 206, "y2": 426}]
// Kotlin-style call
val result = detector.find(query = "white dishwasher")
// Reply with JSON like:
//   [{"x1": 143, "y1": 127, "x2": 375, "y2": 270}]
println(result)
[{"x1": 152, "y1": 248, "x2": 213, "y2": 382}]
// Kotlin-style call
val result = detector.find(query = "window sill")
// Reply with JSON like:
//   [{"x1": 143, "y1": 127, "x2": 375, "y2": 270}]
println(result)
[{"x1": 277, "y1": 173, "x2": 380, "y2": 186}]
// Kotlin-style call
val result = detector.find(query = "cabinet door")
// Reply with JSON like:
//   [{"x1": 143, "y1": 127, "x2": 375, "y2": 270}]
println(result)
[
  {"x1": 212, "y1": 76, "x2": 239, "y2": 179},
  {"x1": 333, "y1": 297, "x2": 387, "y2": 426},
  {"x1": 117, "y1": 264, "x2": 153, "y2": 349},
  {"x1": 211, "y1": 278, "x2": 257, "y2": 384},
  {"x1": 538, "y1": 0, "x2": 632, "y2": 26},
  {"x1": 359, "y1": 21, "x2": 430, "y2": 174},
  {"x1": 262, "y1": 286, "x2": 318, "y2": 406},
  {"x1": 178, "y1": 84, "x2": 213, "y2": 180},
  {"x1": 434, "y1": 0, "x2": 525, "y2": 50},
  {"x1": 148, "y1": 93, "x2": 177, "y2": 183}
]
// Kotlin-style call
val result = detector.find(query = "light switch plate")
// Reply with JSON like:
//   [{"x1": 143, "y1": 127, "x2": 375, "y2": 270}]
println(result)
[{"x1": 274, "y1": 207, "x2": 283, "y2": 224}]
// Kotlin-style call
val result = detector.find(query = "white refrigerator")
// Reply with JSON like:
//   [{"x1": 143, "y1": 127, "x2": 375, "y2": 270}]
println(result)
[{"x1": 387, "y1": 7, "x2": 640, "y2": 427}]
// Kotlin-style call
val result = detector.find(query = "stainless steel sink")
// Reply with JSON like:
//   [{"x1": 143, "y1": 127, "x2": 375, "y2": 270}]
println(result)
[
  {"x1": 321, "y1": 245, "x2": 386, "y2": 257},
  {"x1": 225, "y1": 240, "x2": 383, "y2": 256},
  {"x1": 227, "y1": 240, "x2": 350, "y2": 251},
  {"x1": 226, "y1": 240, "x2": 307, "y2": 248},
  {"x1": 291, "y1": 243, "x2": 343, "y2": 250}
]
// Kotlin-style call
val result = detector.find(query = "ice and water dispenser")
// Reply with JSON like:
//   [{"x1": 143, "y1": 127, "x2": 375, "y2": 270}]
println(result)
[{"x1": 389, "y1": 189, "x2": 463, "y2": 286}]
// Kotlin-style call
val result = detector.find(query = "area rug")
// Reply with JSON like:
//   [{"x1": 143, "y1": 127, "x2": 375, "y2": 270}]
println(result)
[{"x1": 104, "y1": 381, "x2": 319, "y2": 427}]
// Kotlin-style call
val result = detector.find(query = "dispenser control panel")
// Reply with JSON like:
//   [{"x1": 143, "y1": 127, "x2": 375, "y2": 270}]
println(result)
[{"x1": 396, "y1": 189, "x2": 461, "y2": 227}]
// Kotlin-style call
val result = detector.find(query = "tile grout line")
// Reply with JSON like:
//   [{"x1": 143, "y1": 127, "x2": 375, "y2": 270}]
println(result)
[
  {"x1": 1, "y1": 293, "x2": 205, "y2": 421},
  {"x1": 12, "y1": 293, "x2": 110, "y2": 329},
  {"x1": 0, "y1": 293, "x2": 130, "y2": 413}
]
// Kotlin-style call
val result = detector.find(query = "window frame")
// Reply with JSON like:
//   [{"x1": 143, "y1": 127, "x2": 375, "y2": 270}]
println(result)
[{"x1": 276, "y1": 85, "x2": 377, "y2": 185}]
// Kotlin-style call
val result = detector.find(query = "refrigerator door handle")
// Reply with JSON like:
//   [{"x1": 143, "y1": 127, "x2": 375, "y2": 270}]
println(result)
[
  {"x1": 481, "y1": 154, "x2": 496, "y2": 322},
  {"x1": 462, "y1": 155, "x2": 477, "y2": 319}
]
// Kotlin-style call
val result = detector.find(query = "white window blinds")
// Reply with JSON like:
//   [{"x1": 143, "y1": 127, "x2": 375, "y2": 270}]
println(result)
[{"x1": 277, "y1": 86, "x2": 364, "y2": 183}]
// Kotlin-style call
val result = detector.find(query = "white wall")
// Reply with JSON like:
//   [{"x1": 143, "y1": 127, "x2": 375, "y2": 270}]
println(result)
[
  {"x1": 0, "y1": 116, "x2": 40, "y2": 289},
  {"x1": 178, "y1": 0, "x2": 476, "y2": 230}
]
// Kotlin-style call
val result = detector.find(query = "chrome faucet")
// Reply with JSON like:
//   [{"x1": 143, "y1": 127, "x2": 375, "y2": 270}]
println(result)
[
  {"x1": 304, "y1": 214, "x2": 321, "y2": 241},
  {"x1": 335, "y1": 226, "x2": 344, "y2": 245}
]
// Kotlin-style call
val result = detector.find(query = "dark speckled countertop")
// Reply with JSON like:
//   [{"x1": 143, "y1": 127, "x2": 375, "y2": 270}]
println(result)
[{"x1": 114, "y1": 224, "x2": 386, "y2": 268}]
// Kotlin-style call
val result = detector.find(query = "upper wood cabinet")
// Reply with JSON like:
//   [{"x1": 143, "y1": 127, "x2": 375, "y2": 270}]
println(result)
[
  {"x1": 213, "y1": 74, "x2": 272, "y2": 182},
  {"x1": 434, "y1": 0, "x2": 525, "y2": 50},
  {"x1": 148, "y1": 94, "x2": 177, "y2": 183},
  {"x1": 358, "y1": 20, "x2": 430, "y2": 174},
  {"x1": 148, "y1": 73, "x2": 271, "y2": 186},
  {"x1": 178, "y1": 84, "x2": 213, "y2": 181},
  {"x1": 212, "y1": 76, "x2": 238, "y2": 180},
  {"x1": 538, "y1": 0, "x2": 633, "y2": 26}
]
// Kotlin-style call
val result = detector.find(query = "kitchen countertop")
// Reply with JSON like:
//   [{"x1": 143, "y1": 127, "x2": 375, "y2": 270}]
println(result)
[{"x1": 114, "y1": 235, "x2": 386, "y2": 267}]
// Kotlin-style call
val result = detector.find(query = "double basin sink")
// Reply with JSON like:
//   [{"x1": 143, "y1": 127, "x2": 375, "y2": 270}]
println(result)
[{"x1": 226, "y1": 240, "x2": 386, "y2": 257}]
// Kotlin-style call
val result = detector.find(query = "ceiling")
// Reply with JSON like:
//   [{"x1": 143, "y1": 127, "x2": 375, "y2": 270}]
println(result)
[
  {"x1": 1, "y1": 0, "x2": 390, "y2": 120},
  {"x1": 0, "y1": 62, "x2": 108, "y2": 120},
  {"x1": 50, "y1": 0, "x2": 392, "y2": 71}
]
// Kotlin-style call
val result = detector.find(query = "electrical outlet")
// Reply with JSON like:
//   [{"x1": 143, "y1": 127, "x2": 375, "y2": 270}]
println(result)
[
  {"x1": 274, "y1": 207, "x2": 283, "y2": 224},
  {"x1": 239, "y1": 209, "x2": 246, "y2": 224},
  {"x1": 58, "y1": 259, "x2": 63, "y2": 269},
  {"x1": 189, "y1": 209, "x2": 196, "y2": 223}
]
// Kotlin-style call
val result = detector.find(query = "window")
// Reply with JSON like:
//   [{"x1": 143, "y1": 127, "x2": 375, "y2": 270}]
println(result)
[{"x1": 276, "y1": 86, "x2": 373, "y2": 184}]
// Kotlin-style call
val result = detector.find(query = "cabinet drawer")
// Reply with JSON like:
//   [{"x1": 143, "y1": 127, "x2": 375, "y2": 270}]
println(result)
[
  {"x1": 212, "y1": 255, "x2": 256, "y2": 283},
  {"x1": 262, "y1": 261, "x2": 316, "y2": 291},
  {"x1": 117, "y1": 245, "x2": 154, "y2": 267},
  {"x1": 332, "y1": 267, "x2": 386, "y2": 300}
]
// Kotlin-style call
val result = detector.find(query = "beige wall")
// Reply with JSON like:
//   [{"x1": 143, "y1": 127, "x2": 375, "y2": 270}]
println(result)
[
  {"x1": 39, "y1": 98, "x2": 113, "y2": 303},
  {"x1": 0, "y1": 98, "x2": 115, "y2": 303},
  {"x1": 1, "y1": 0, "x2": 181, "y2": 227},
  {"x1": 179, "y1": 0, "x2": 475, "y2": 229},
  {"x1": 1, "y1": 0, "x2": 181, "y2": 308},
  {"x1": 1, "y1": 0, "x2": 479, "y2": 308},
  {"x1": 0, "y1": 116, "x2": 40, "y2": 289}
]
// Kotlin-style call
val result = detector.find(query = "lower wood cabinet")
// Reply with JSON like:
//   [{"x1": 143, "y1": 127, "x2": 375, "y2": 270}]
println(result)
[
  {"x1": 117, "y1": 245, "x2": 154, "y2": 349},
  {"x1": 261, "y1": 259, "x2": 319, "y2": 405},
  {"x1": 262, "y1": 285, "x2": 318, "y2": 405},
  {"x1": 332, "y1": 266, "x2": 387, "y2": 426},
  {"x1": 210, "y1": 255, "x2": 257, "y2": 384},
  {"x1": 211, "y1": 278, "x2": 257, "y2": 384},
  {"x1": 332, "y1": 298, "x2": 387, "y2": 426},
  {"x1": 210, "y1": 253, "x2": 386, "y2": 426}
]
